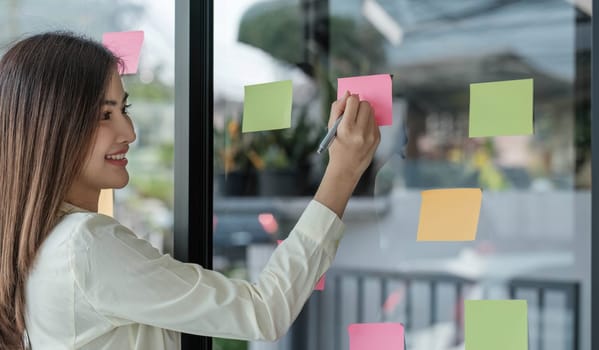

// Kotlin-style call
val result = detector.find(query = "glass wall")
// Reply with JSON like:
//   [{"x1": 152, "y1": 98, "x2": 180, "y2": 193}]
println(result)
[
  {"x1": 0, "y1": 0, "x2": 176, "y2": 254},
  {"x1": 214, "y1": 0, "x2": 591, "y2": 349}
]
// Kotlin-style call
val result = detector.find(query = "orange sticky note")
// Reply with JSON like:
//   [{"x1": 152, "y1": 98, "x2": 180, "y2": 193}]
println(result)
[
  {"x1": 102, "y1": 30, "x2": 144, "y2": 75},
  {"x1": 416, "y1": 188, "x2": 482, "y2": 241},
  {"x1": 348, "y1": 322, "x2": 405, "y2": 350},
  {"x1": 98, "y1": 189, "x2": 113, "y2": 217},
  {"x1": 337, "y1": 74, "x2": 393, "y2": 126},
  {"x1": 278, "y1": 240, "x2": 325, "y2": 290}
]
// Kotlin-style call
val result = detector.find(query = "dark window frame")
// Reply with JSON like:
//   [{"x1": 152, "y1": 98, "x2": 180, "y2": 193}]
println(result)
[
  {"x1": 174, "y1": 0, "x2": 213, "y2": 349},
  {"x1": 592, "y1": 0, "x2": 599, "y2": 349}
]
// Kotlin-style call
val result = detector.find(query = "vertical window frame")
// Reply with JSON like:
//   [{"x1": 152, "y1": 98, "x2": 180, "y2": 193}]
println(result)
[
  {"x1": 592, "y1": 0, "x2": 599, "y2": 348},
  {"x1": 174, "y1": 0, "x2": 213, "y2": 349}
]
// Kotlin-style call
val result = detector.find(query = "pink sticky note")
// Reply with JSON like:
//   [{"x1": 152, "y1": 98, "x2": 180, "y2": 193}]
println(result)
[
  {"x1": 348, "y1": 323, "x2": 405, "y2": 350},
  {"x1": 102, "y1": 30, "x2": 144, "y2": 75},
  {"x1": 277, "y1": 240, "x2": 326, "y2": 291},
  {"x1": 337, "y1": 74, "x2": 393, "y2": 126},
  {"x1": 314, "y1": 274, "x2": 326, "y2": 290},
  {"x1": 382, "y1": 288, "x2": 404, "y2": 314}
]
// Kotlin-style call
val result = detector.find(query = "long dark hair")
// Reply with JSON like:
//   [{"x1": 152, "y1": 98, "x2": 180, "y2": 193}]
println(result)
[{"x1": 0, "y1": 31, "x2": 118, "y2": 349}]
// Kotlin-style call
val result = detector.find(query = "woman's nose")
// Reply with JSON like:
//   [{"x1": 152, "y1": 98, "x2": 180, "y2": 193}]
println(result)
[{"x1": 118, "y1": 117, "x2": 136, "y2": 144}]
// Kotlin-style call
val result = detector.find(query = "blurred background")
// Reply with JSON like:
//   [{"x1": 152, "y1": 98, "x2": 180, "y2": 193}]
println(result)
[
  {"x1": 213, "y1": 1, "x2": 591, "y2": 350},
  {"x1": 0, "y1": 0, "x2": 592, "y2": 349}
]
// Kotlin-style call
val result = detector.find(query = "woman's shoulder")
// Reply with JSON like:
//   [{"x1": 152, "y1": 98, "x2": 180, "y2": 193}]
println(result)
[
  {"x1": 36, "y1": 211, "x2": 135, "y2": 279},
  {"x1": 57, "y1": 206, "x2": 119, "y2": 230},
  {"x1": 55, "y1": 209, "x2": 135, "y2": 249}
]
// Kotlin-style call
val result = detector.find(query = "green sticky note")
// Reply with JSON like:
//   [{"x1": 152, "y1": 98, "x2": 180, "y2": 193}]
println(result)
[
  {"x1": 469, "y1": 78, "x2": 533, "y2": 137},
  {"x1": 465, "y1": 300, "x2": 528, "y2": 350},
  {"x1": 242, "y1": 80, "x2": 292, "y2": 133}
]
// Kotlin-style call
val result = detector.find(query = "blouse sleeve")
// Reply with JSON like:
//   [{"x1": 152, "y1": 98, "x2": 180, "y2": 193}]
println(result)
[{"x1": 70, "y1": 200, "x2": 345, "y2": 341}]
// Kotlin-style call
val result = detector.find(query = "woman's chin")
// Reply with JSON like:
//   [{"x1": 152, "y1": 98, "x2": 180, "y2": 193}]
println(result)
[
  {"x1": 114, "y1": 180, "x2": 129, "y2": 189},
  {"x1": 110, "y1": 176, "x2": 130, "y2": 189}
]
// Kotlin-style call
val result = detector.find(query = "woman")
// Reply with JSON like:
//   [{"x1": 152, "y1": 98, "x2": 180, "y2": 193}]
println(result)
[{"x1": 0, "y1": 31, "x2": 380, "y2": 349}]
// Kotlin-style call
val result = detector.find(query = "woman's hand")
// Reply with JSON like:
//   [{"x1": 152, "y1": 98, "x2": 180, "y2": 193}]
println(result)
[
  {"x1": 327, "y1": 91, "x2": 380, "y2": 181},
  {"x1": 314, "y1": 91, "x2": 381, "y2": 218}
]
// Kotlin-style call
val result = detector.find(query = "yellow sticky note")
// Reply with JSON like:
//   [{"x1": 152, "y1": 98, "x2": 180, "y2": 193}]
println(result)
[
  {"x1": 242, "y1": 80, "x2": 292, "y2": 133},
  {"x1": 98, "y1": 189, "x2": 114, "y2": 217},
  {"x1": 416, "y1": 188, "x2": 482, "y2": 241}
]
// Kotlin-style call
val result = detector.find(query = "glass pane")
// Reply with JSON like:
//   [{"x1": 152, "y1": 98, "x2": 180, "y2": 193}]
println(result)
[
  {"x1": 215, "y1": 1, "x2": 590, "y2": 350},
  {"x1": 0, "y1": 1, "x2": 176, "y2": 253},
  {"x1": 214, "y1": 1, "x2": 322, "y2": 349}
]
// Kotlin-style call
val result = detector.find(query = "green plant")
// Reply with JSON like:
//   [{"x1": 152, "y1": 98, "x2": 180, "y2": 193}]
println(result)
[
  {"x1": 213, "y1": 338, "x2": 247, "y2": 350},
  {"x1": 214, "y1": 116, "x2": 252, "y2": 173},
  {"x1": 247, "y1": 105, "x2": 324, "y2": 171},
  {"x1": 259, "y1": 144, "x2": 290, "y2": 169}
]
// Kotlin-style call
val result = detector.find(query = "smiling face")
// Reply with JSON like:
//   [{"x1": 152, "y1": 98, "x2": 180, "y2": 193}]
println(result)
[{"x1": 65, "y1": 68, "x2": 136, "y2": 211}]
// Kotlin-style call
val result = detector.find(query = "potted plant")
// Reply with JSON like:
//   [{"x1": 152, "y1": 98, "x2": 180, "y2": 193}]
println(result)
[
  {"x1": 247, "y1": 105, "x2": 325, "y2": 196},
  {"x1": 214, "y1": 116, "x2": 256, "y2": 196}
]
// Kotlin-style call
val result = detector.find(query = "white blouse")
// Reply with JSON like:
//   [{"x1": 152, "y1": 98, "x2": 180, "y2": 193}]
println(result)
[{"x1": 25, "y1": 200, "x2": 344, "y2": 349}]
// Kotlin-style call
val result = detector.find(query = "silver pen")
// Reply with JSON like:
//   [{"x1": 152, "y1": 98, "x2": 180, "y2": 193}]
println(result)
[{"x1": 317, "y1": 115, "x2": 343, "y2": 154}]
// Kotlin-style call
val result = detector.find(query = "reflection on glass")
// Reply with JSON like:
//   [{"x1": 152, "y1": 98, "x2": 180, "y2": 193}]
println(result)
[{"x1": 215, "y1": 0, "x2": 590, "y2": 349}]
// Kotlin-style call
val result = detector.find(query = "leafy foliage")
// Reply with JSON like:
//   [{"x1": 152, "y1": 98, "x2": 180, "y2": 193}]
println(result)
[{"x1": 247, "y1": 105, "x2": 324, "y2": 170}]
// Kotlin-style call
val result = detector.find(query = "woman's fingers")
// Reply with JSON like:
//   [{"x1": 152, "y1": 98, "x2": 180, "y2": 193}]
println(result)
[
  {"x1": 356, "y1": 100, "x2": 373, "y2": 130},
  {"x1": 354, "y1": 100, "x2": 379, "y2": 153},
  {"x1": 341, "y1": 94, "x2": 360, "y2": 126},
  {"x1": 326, "y1": 94, "x2": 381, "y2": 182},
  {"x1": 328, "y1": 90, "x2": 350, "y2": 129}
]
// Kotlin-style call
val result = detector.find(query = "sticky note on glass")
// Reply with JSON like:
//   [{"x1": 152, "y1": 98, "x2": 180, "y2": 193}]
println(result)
[
  {"x1": 314, "y1": 274, "x2": 326, "y2": 290},
  {"x1": 469, "y1": 78, "x2": 533, "y2": 137},
  {"x1": 465, "y1": 300, "x2": 528, "y2": 350},
  {"x1": 98, "y1": 189, "x2": 114, "y2": 217},
  {"x1": 348, "y1": 322, "x2": 405, "y2": 350},
  {"x1": 337, "y1": 74, "x2": 393, "y2": 126},
  {"x1": 242, "y1": 80, "x2": 292, "y2": 133},
  {"x1": 277, "y1": 240, "x2": 325, "y2": 290},
  {"x1": 416, "y1": 188, "x2": 482, "y2": 241},
  {"x1": 102, "y1": 30, "x2": 144, "y2": 75}
]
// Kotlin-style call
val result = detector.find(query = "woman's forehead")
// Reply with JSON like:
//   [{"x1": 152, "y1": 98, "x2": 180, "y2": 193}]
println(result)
[{"x1": 104, "y1": 70, "x2": 126, "y2": 99}]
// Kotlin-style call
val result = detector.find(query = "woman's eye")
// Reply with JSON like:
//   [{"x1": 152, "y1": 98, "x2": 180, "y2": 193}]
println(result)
[
  {"x1": 102, "y1": 112, "x2": 111, "y2": 120},
  {"x1": 122, "y1": 103, "x2": 132, "y2": 115}
]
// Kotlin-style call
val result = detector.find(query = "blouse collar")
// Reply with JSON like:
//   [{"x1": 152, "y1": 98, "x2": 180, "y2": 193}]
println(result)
[{"x1": 58, "y1": 202, "x2": 90, "y2": 217}]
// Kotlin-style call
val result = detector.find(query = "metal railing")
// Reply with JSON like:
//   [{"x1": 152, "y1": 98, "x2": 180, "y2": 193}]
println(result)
[{"x1": 294, "y1": 269, "x2": 580, "y2": 350}]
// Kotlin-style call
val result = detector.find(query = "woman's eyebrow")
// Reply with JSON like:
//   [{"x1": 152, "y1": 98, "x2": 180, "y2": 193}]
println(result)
[{"x1": 103, "y1": 92, "x2": 129, "y2": 106}]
